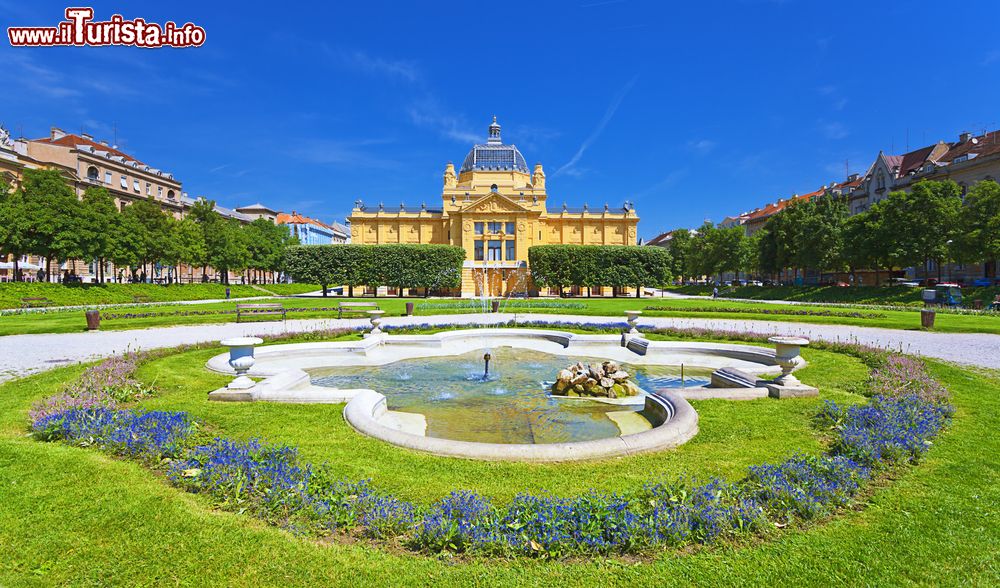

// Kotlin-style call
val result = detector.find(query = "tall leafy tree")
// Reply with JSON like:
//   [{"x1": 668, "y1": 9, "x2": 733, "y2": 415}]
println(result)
[
  {"x1": 78, "y1": 187, "x2": 118, "y2": 283},
  {"x1": 17, "y1": 169, "x2": 81, "y2": 281},
  {"x1": 882, "y1": 181, "x2": 962, "y2": 280},
  {"x1": 0, "y1": 177, "x2": 31, "y2": 281},
  {"x1": 953, "y1": 180, "x2": 1000, "y2": 274},
  {"x1": 795, "y1": 195, "x2": 850, "y2": 276}
]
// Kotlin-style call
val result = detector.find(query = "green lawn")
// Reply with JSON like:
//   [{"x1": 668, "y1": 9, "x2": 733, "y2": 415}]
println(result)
[
  {"x1": 0, "y1": 282, "x2": 276, "y2": 308},
  {"x1": 0, "y1": 338, "x2": 996, "y2": 585},
  {"x1": 5, "y1": 295, "x2": 1000, "y2": 336},
  {"x1": 667, "y1": 283, "x2": 1000, "y2": 307}
]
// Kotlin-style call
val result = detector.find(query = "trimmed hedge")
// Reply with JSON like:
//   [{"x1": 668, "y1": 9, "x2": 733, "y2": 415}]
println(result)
[
  {"x1": 283, "y1": 244, "x2": 466, "y2": 296},
  {"x1": 0, "y1": 282, "x2": 261, "y2": 309},
  {"x1": 528, "y1": 245, "x2": 672, "y2": 296}
]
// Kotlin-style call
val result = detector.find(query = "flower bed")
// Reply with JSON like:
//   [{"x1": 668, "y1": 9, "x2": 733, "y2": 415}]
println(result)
[
  {"x1": 27, "y1": 327, "x2": 952, "y2": 559},
  {"x1": 644, "y1": 305, "x2": 887, "y2": 319}
]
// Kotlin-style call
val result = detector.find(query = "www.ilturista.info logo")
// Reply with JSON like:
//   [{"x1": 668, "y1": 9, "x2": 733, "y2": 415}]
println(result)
[{"x1": 8, "y1": 7, "x2": 205, "y2": 48}]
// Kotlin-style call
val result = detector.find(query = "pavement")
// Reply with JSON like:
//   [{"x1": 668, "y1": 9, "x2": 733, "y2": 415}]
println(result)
[{"x1": 1, "y1": 312, "x2": 998, "y2": 384}]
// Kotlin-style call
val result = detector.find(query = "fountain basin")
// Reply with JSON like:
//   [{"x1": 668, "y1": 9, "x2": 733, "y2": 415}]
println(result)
[
  {"x1": 204, "y1": 328, "x2": 797, "y2": 460},
  {"x1": 343, "y1": 387, "x2": 698, "y2": 462}
]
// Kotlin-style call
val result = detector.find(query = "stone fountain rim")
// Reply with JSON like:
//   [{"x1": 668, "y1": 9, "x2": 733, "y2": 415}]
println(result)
[{"x1": 342, "y1": 387, "x2": 699, "y2": 462}]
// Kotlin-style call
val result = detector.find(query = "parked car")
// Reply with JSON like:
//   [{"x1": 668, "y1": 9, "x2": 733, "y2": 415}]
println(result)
[
  {"x1": 972, "y1": 278, "x2": 998, "y2": 287},
  {"x1": 924, "y1": 284, "x2": 963, "y2": 306}
]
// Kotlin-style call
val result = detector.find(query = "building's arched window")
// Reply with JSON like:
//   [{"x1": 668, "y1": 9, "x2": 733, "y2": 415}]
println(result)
[
  {"x1": 167, "y1": 189, "x2": 175, "y2": 199},
  {"x1": 87, "y1": 166, "x2": 99, "y2": 180},
  {"x1": 490, "y1": 184, "x2": 498, "y2": 193},
  {"x1": 876, "y1": 171, "x2": 885, "y2": 190}
]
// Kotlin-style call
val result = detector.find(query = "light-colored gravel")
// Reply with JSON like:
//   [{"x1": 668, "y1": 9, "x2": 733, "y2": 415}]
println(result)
[{"x1": 1, "y1": 313, "x2": 997, "y2": 383}]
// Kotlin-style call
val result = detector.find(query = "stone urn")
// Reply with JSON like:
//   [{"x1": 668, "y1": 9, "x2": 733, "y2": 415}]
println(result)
[
  {"x1": 220, "y1": 336, "x2": 263, "y2": 390},
  {"x1": 624, "y1": 310, "x2": 642, "y2": 334},
  {"x1": 367, "y1": 310, "x2": 386, "y2": 336},
  {"x1": 768, "y1": 336, "x2": 809, "y2": 385}
]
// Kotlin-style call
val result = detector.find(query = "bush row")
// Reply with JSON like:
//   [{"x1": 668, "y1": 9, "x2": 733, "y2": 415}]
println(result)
[
  {"x1": 283, "y1": 244, "x2": 466, "y2": 296},
  {"x1": 643, "y1": 305, "x2": 887, "y2": 319},
  {"x1": 528, "y1": 245, "x2": 673, "y2": 296}
]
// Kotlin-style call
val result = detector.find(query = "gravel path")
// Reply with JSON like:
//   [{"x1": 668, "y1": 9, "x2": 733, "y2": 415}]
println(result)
[{"x1": 1, "y1": 313, "x2": 997, "y2": 383}]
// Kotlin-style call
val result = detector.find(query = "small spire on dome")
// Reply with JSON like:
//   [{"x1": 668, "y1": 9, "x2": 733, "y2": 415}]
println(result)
[{"x1": 487, "y1": 116, "x2": 502, "y2": 144}]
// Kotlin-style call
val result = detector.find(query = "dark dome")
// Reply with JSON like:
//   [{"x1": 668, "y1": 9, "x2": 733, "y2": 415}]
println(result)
[{"x1": 459, "y1": 117, "x2": 529, "y2": 173}]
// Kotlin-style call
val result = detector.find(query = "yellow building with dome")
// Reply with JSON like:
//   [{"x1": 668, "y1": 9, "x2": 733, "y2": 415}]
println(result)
[{"x1": 348, "y1": 117, "x2": 639, "y2": 297}]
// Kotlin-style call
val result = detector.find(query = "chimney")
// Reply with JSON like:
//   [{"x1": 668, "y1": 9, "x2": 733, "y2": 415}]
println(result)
[
  {"x1": 960, "y1": 131, "x2": 973, "y2": 143},
  {"x1": 51, "y1": 127, "x2": 66, "y2": 140}
]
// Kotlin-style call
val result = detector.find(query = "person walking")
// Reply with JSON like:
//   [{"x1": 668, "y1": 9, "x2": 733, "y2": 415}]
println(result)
[{"x1": 712, "y1": 286, "x2": 719, "y2": 299}]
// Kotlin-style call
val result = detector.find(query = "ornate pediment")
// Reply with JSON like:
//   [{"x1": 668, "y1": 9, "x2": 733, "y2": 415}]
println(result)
[{"x1": 461, "y1": 193, "x2": 531, "y2": 214}]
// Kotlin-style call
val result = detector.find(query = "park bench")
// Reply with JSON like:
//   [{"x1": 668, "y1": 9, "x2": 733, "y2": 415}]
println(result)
[
  {"x1": 236, "y1": 303, "x2": 286, "y2": 323},
  {"x1": 336, "y1": 302, "x2": 380, "y2": 319},
  {"x1": 132, "y1": 294, "x2": 153, "y2": 304},
  {"x1": 20, "y1": 297, "x2": 54, "y2": 308}
]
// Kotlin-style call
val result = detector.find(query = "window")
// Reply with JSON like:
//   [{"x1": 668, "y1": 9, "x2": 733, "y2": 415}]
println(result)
[
  {"x1": 474, "y1": 240, "x2": 484, "y2": 261},
  {"x1": 474, "y1": 222, "x2": 484, "y2": 235},
  {"x1": 487, "y1": 240, "x2": 502, "y2": 261},
  {"x1": 104, "y1": 171, "x2": 112, "y2": 184},
  {"x1": 133, "y1": 179, "x2": 140, "y2": 192},
  {"x1": 488, "y1": 221, "x2": 502, "y2": 233},
  {"x1": 86, "y1": 166, "x2": 99, "y2": 180},
  {"x1": 120, "y1": 175, "x2": 128, "y2": 189},
  {"x1": 157, "y1": 187, "x2": 163, "y2": 198},
  {"x1": 490, "y1": 184, "x2": 498, "y2": 193},
  {"x1": 145, "y1": 182, "x2": 151, "y2": 195},
  {"x1": 167, "y1": 190, "x2": 175, "y2": 199},
  {"x1": 505, "y1": 240, "x2": 515, "y2": 260},
  {"x1": 505, "y1": 222, "x2": 515, "y2": 235},
  {"x1": 876, "y1": 171, "x2": 885, "y2": 191}
]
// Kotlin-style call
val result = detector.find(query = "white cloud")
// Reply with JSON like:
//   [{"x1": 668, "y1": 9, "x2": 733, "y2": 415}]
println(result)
[
  {"x1": 687, "y1": 139, "x2": 717, "y2": 154},
  {"x1": 555, "y1": 74, "x2": 639, "y2": 176},
  {"x1": 820, "y1": 120, "x2": 849, "y2": 140}
]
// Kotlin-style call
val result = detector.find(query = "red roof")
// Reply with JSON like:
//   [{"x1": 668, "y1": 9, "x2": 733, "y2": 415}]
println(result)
[
  {"x1": 746, "y1": 178, "x2": 858, "y2": 223},
  {"x1": 31, "y1": 132, "x2": 144, "y2": 165},
  {"x1": 939, "y1": 130, "x2": 1000, "y2": 163},
  {"x1": 276, "y1": 212, "x2": 333, "y2": 231}
]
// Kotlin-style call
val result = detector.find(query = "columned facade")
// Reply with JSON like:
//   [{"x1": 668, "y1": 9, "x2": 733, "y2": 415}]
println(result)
[{"x1": 348, "y1": 118, "x2": 639, "y2": 296}]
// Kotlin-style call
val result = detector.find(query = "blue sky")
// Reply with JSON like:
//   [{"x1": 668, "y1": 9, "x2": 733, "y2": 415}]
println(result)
[{"x1": 1, "y1": 0, "x2": 999, "y2": 238}]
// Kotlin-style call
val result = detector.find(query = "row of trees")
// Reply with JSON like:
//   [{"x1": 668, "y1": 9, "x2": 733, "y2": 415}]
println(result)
[
  {"x1": 662, "y1": 179, "x2": 1000, "y2": 284},
  {"x1": 0, "y1": 168, "x2": 297, "y2": 284},
  {"x1": 528, "y1": 245, "x2": 673, "y2": 297},
  {"x1": 283, "y1": 244, "x2": 466, "y2": 296}
]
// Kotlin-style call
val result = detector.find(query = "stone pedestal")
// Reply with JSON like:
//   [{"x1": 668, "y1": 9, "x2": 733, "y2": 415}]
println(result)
[
  {"x1": 765, "y1": 336, "x2": 818, "y2": 399},
  {"x1": 209, "y1": 336, "x2": 263, "y2": 401},
  {"x1": 624, "y1": 310, "x2": 642, "y2": 334},
  {"x1": 765, "y1": 381, "x2": 819, "y2": 399}
]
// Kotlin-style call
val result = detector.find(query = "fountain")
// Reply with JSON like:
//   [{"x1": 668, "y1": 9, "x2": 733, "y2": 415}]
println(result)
[{"x1": 483, "y1": 350, "x2": 492, "y2": 379}]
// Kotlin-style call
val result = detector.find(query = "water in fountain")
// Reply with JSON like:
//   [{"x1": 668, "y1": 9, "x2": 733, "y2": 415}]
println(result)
[{"x1": 311, "y1": 348, "x2": 711, "y2": 444}]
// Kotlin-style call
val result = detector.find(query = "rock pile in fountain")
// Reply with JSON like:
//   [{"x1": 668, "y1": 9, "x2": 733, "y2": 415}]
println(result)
[{"x1": 551, "y1": 360, "x2": 641, "y2": 398}]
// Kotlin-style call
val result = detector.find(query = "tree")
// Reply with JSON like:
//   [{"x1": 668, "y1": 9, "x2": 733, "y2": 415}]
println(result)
[
  {"x1": 78, "y1": 187, "x2": 118, "y2": 283},
  {"x1": 663, "y1": 228, "x2": 692, "y2": 282},
  {"x1": 207, "y1": 219, "x2": 250, "y2": 284},
  {"x1": 120, "y1": 198, "x2": 172, "y2": 282},
  {"x1": 16, "y1": 169, "x2": 82, "y2": 281},
  {"x1": 0, "y1": 177, "x2": 30, "y2": 281},
  {"x1": 882, "y1": 181, "x2": 962, "y2": 280},
  {"x1": 795, "y1": 195, "x2": 850, "y2": 277},
  {"x1": 953, "y1": 180, "x2": 1000, "y2": 275},
  {"x1": 168, "y1": 217, "x2": 208, "y2": 284}
]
